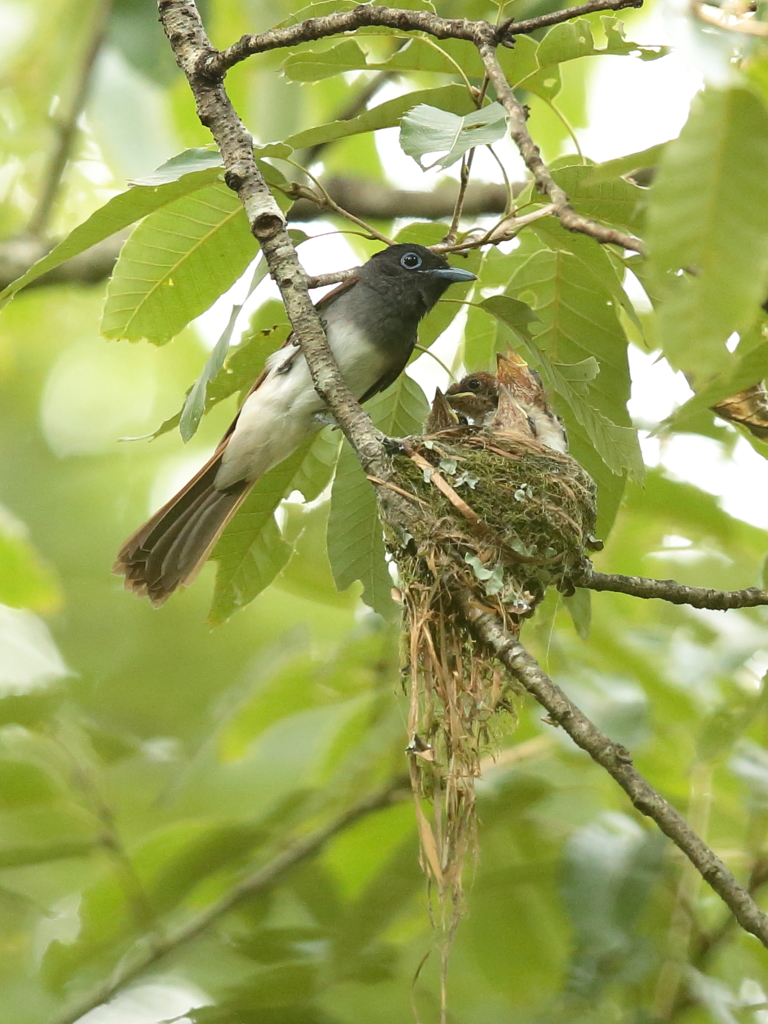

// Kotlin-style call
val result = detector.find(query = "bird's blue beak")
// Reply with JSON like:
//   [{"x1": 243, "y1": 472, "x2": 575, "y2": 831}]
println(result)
[{"x1": 429, "y1": 267, "x2": 477, "y2": 283}]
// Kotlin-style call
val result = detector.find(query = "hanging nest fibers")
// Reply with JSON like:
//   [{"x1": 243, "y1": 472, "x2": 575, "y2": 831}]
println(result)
[{"x1": 380, "y1": 410, "x2": 598, "y2": 927}]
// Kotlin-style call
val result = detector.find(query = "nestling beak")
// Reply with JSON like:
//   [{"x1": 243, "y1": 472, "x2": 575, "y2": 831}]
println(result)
[
  {"x1": 428, "y1": 267, "x2": 477, "y2": 283},
  {"x1": 496, "y1": 350, "x2": 530, "y2": 386}
]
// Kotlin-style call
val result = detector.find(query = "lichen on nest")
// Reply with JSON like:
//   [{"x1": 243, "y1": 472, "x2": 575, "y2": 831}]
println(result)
[
  {"x1": 390, "y1": 425, "x2": 598, "y2": 620},
  {"x1": 383, "y1": 422, "x2": 598, "y2": 916}
]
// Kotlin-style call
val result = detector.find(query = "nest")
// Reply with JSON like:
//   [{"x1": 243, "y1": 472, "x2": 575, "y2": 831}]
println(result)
[{"x1": 383, "y1": 424, "x2": 597, "y2": 922}]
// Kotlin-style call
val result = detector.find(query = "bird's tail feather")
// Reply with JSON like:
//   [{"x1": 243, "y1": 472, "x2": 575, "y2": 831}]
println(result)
[{"x1": 113, "y1": 454, "x2": 251, "y2": 606}]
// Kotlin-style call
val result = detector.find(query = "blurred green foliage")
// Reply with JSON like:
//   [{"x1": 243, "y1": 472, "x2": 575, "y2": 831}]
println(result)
[{"x1": 0, "y1": 1, "x2": 767, "y2": 1022}]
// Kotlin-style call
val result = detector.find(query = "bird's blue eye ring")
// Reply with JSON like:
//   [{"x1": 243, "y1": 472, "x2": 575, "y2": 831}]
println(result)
[{"x1": 400, "y1": 252, "x2": 423, "y2": 270}]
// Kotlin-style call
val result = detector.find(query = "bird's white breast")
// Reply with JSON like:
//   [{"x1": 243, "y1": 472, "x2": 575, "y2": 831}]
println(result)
[{"x1": 214, "y1": 318, "x2": 388, "y2": 488}]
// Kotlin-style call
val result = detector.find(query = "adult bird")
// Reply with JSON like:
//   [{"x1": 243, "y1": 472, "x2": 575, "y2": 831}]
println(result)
[
  {"x1": 446, "y1": 350, "x2": 568, "y2": 452},
  {"x1": 114, "y1": 244, "x2": 476, "y2": 605}
]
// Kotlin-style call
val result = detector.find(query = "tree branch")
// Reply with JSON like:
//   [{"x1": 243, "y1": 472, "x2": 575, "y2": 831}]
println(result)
[
  {"x1": 474, "y1": 36, "x2": 646, "y2": 253},
  {"x1": 27, "y1": 0, "x2": 114, "y2": 237},
  {"x1": 49, "y1": 780, "x2": 408, "y2": 1024},
  {"x1": 157, "y1": 0, "x2": 390, "y2": 478},
  {"x1": 0, "y1": 179, "x2": 510, "y2": 294},
  {"x1": 204, "y1": 1, "x2": 646, "y2": 75},
  {"x1": 462, "y1": 596, "x2": 768, "y2": 949},
  {"x1": 578, "y1": 566, "x2": 768, "y2": 610},
  {"x1": 499, "y1": 0, "x2": 644, "y2": 36}
]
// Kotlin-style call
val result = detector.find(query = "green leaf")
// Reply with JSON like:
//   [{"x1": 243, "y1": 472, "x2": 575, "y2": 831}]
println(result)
[
  {"x1": 290, "y1": 428, "x2": 341, "y2": 502},
  {"x1": 647, "y1": 88, "x2": 768, "y2": 384},
  {"x1": 130, "y1": 147, "x2": 226, "y2": 185},
  {"x1": 209, "y1": 444, "x2": 313, "y2": 626},
  {"x1": 562, "y1": 814, "x2": 665, "y2": 998},
  {"x1": 327, "y1": 374, "x2": 428, "y2": 616},
  {"x1": 286, "y1": 84, "x2": 475, "y2": 152},
  {"x1": 179, "y1": 258, "x2": 270, "y2": 441},
  {"x1": 485, "y1": 254, "x2": 642, "y2": 482},
  {"x1": 0, "y1": 506, "x2": 61, "y2": 612},
  {"x1": 537, "y1": 17, "x2": 666, "y2": 68},
  {"x1": 0, "y1": 167, "x2": 224, "y2": 307},
  {"x1": 101, "y1": 182, "x2": 259, "y2": 345},
  {"x1": 563, "y1": 588, "x2": 591, "y2": 639},
  {"x1": 501, "y1": 243, "x2": 642, "y2": 533},
  {"x1": 327, "y1": 443, "x2": 394, "y2": 618},
  {"x1": 552, "y1": 164, "x2": 645, "y2": 232},
  {"x1": 584, "y1": 142, "x2": 668, "y2": 183},
  {"x1": 399, "y1": 102, "x2": 507, "y2": 171},
  {"x1": 479, "y1": 295, "x2": 540, "y2": 345},
  {"x1": 665, "y1": 325, "x2": 768, "y2": 433},
  {"x1": 284, "y1": 35, "x2": 480, "y2": 82}
]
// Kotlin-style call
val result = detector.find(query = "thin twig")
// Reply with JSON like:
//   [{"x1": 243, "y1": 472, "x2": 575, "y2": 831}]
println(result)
[
  {"x1": 367, "y1": 475, "x2": 430, "y2": 505},
  {"x1": 27, "y1": 0, "x2": 114, "y2": 237},
  {"x1": 48, "y1": 780, "x2": 408, "y2": 1024},
  {"x1": 204, "y1": 1, "x2": 646, "y2": 75},
  {"x1": 579, "y1": 566, "x2": 768, "y2": 610},
  {"x1": 462, "y1": 597, "x2": 768, "y2": 949},
  {"x1": 474, "y1": 36, "x2": 646, "y2": 253},
  {"x1": 500, "y1": 0, "x2": 644, "y2": 37}
]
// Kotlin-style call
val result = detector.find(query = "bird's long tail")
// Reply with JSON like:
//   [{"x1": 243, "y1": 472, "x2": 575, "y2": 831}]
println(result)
[{"x1": 113, "y1": 453, "x2": 251, "y2": 607}]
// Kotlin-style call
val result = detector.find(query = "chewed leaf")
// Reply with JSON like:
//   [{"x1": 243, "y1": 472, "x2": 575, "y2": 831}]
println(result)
[{"x1": 400, "y1": 102, "x2": 507, "y2": 170}]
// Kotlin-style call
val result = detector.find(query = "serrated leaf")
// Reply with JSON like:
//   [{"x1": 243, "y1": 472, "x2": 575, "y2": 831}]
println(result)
[
  {"x1": 286, "y1": 83, "x2": 475, "y2": 152},
  {"x1": 505, "y1": 245, "x2": 642, "y2": 530},
  {"x1": 0, "y1": 167, "x2": 224, "y2": 307},
  {"x1": 648, "y1": 88, "x2": 768, "y2": 384},
  {"x1": 665, "y1": 325, "x2": 768, "y2": 433},
  {"x1": 101, "y1": 182, "x2": 259, "y2": 345},
  {"x1": 537, "y1": 17, "x2": 666, "y2": 68},
  {"x1": 131, "y1": 144, "x2": 289, "y2": 186},
  {"x1": 552, "y1": 165, "x2": 645, "y2": 232},
  {"x1": 326, "y1": 375, "x2": 428, "y2": 615},
  {"x1": 400, "y1": 102, "x2": 507, "y2": 171},
  {"x1": 209, "y1": 445, "x2": 314, "y2": 625},
  {"x1": 283, "y1": 38, "x2": 370, "y2": 81},
  {"x1": 284, "y1": 35, "x2": 480, "y2": 82},
  {"x1": 290, "y1": 428, "x2": 341, "y2": 502}
]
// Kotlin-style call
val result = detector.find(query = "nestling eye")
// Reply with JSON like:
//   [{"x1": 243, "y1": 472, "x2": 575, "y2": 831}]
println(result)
[
  {"x1": 467, "y1": 379, "x2": 481, "y2": 392},
  {"x1": 400, "y1": 251, "x2": 423, "y2": 270}
]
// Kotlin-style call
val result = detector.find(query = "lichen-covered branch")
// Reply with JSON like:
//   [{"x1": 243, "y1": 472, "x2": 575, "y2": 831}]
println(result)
[
  {"x1": 579, "y1": 566, "x2": 768, "y2": 609},
  {"x1": 462, "y1": 597, "x2": 768, "y2": 949},
  {"x1": 157, "y1": 0, "x2": 389, "y2": 478}
]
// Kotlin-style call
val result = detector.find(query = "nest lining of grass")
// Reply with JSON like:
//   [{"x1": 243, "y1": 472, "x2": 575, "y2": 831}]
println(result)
[{"x1": 383, "y1": 425, "x2": 597, "y2": 915}]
